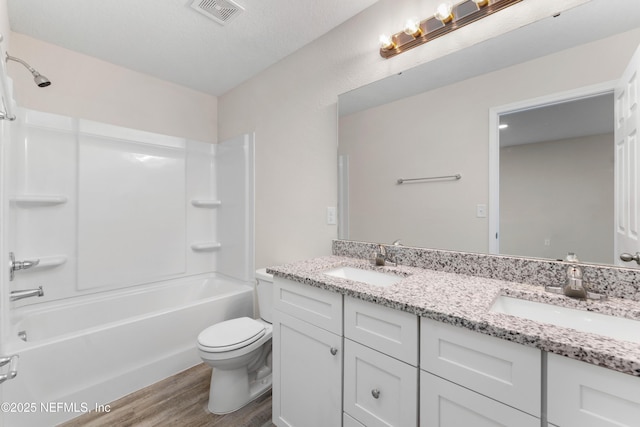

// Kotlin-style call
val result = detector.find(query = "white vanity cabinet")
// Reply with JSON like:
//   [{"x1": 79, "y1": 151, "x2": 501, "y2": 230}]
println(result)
[
  {"x1": 547, "y1": 353, "x2": 640, "y2": 427},
  {"x1": 273, "y1": 271, "x2": 640, "y2": 427},
  {"x1": 343, "y1": 297, "x2": 419, "y2": 427},
  {"x1": 272, "y1": 277, "x2": 343, "y2": 427},
  {"x1": 420, "y1": 318, "x2": 541, "y2": 426}
]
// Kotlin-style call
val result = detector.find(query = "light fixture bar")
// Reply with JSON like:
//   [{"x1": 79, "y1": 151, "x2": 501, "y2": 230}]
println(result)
[{"x1": 380, "y1": 0, "x2": 522, "y2": 59}]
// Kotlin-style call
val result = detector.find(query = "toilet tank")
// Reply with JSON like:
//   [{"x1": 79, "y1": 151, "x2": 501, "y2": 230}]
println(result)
[{"x1": 255, "y1": 268, "x2": 273, "y2": 323}]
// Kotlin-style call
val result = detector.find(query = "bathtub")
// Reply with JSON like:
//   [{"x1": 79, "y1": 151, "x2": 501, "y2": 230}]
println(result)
[{"x1": 2, "y1": 273, "x2": 254, "y2": 427}]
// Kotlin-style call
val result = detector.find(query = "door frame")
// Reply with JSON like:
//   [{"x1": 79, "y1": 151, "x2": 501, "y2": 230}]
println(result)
[{"x1": 488, "y1": 81, "x2": 616, "y2": 255}]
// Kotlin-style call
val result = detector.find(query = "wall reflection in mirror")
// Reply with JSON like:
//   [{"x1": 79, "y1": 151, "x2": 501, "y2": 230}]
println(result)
[
  {"x1": 498, "y1": 94, "x2": 613, "y2": 264},
  {"x1": 337, "y1": 0, "x2": 640, "y2": 266}
]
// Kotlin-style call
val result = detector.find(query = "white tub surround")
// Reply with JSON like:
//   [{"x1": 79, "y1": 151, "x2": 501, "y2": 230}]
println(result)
[
  {"x1": 267, "y1": 252, "x2": 640, "y2": 376},
  {"x1": 7, "y1": 109, "x2": 254, "y2": 304},
  {"x1": 0, "y1": 108, "x2": 255, "y2": 426}
]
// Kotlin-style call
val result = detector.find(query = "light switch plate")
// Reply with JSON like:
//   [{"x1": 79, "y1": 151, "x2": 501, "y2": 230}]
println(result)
[{"x1": 327, "y1": 207, "x2": 337, "y2": 225}]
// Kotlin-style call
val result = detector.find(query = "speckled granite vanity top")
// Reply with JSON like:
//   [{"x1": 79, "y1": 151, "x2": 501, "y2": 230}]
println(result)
[{"x1": 267, "y1": 255, "x2": 640, "y2": 376}]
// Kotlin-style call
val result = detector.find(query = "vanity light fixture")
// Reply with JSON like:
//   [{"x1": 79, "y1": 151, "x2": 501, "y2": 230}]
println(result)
[
  {"x1": 499, "y1": 123, "x2": 509, "y2": 129},
  {"x1": 379, "y1": 0, "x2": 522, "y2": 59}
]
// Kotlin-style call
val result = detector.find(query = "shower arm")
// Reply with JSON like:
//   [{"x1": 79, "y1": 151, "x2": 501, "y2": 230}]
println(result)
[{"x1": 6, "y1": 53, "x2": 40, "y2": 77}]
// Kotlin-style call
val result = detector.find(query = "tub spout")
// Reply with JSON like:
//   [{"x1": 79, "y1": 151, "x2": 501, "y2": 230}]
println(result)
[{"x1": 10, "y1": 286, "x2": 44, "y2": 302}]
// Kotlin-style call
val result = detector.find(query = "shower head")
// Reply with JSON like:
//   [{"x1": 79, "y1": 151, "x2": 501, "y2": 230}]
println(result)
[
  {"x1": 5, "y1": 53, "x2": 51, "y2": 87},
  {"x1": 32, "y1": 71, "x2": 51, "y2": 88}
]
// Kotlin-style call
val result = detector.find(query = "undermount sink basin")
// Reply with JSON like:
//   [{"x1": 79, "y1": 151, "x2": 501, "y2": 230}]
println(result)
[
  {"x1": 323, "y1": 266, "x2": 403, "y2": 287},
  {"x1": 491, "y1": 295, "x2": 640, "y2": 344}
]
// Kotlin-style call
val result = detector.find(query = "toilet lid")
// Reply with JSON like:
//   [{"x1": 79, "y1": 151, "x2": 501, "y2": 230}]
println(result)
[{"x1": 198, "y1": 317, "x2": 265, "y2": 352}]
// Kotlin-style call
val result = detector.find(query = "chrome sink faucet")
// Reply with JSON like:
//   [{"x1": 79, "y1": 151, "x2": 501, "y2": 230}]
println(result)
[
  {"x1": 563, "y1": 261, "x2": 588, "y2": 299},
  {"x1": 372, "y1": 240, "x2": 402, "y2": 267},
  {"x1": 546, "y1": 253, "x2": 605, "y2": 300},
  {"x1": 373, "y1": 244, "x2": 389, "y2": 266}
]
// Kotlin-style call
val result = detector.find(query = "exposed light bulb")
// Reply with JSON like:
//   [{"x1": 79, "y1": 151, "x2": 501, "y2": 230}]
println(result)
[
  {"x1": 379, "y1": 34, "x2": 396, "y2": 50},
  {"x1": 499, "y1": 124, "x2": 509, "y2": 130},
  {"x1": 403, "y1": 18, "x2": 422, "y2": 37},
  {"x1": 473, "y1": 0, "x2": 489, "y2": 6},
  {"x1": 434, "y1": 3, "x2": 454, "y2": 23}
]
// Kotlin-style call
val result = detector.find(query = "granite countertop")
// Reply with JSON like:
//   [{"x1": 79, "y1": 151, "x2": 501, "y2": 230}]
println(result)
[{"x1": 267, "y1": 255, "x2": 640, "y2": 376}]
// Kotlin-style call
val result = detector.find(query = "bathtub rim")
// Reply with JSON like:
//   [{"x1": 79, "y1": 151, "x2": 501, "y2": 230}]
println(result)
[{"x1": 8, "y1": 271, "x2": 255, "y2": 351}]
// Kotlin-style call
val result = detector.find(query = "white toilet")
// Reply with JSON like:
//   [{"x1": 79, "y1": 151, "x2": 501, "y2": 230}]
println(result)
[{"x1": 197, "y1": 268, "x2": 274, "y2": 414}]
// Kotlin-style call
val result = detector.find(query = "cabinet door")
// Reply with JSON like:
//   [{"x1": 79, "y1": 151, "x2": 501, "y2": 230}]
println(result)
[
  {"x1": 344, "y1": 339, "x2": 418, "y2": 427},
  {"x1": 420, "y1": 371, "x2": 540, "y2": 427},
  {"x1": 272, "y1": 310, "x2": 342, "y2": 427},
  {"x1": 421, "y1": 318, "x2": 541, "y2": 416},
  {"x1": 547, "y1": 353, "x2": 640, "y2": 427}
]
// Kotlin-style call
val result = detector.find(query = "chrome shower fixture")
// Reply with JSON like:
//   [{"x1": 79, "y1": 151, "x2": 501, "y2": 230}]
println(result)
[{"x1": 5, "y1": 52, "x2": 51, "y2": 87}]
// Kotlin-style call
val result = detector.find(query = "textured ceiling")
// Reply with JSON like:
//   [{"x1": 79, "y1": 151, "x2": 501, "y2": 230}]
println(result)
[{"x1": 7, "y1": 0, "x2": 379, "y2": 96}]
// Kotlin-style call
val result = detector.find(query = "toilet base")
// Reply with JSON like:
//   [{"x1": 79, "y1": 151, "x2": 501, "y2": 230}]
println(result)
[{"x1": 207, "y1": 368, "x2": 272, "y2": 414}]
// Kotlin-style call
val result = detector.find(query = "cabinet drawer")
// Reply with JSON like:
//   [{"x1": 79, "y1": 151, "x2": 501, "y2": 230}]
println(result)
[
  {"x1": 345, "y1": 296, "x2": 418, "y2": 366},
  {"x1": 420, "y1": 318, "x2": 540, "y2": 416},
  {"x1": 344, "y1": 339, "x2": 418, "y2": 427},
  {"x1": 547, "y1": 353, "x2": 640, "y2": 427},
  {"x1": 273, "y1": 277, "x2": 342, "y2": 334},
  {"x1": 420, "y1": 370, "x2": 540, "y2": 427}
]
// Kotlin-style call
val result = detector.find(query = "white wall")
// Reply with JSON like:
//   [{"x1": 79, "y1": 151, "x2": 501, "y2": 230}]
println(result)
[
  {"x1": 500, "y1": 134, "x2": 614, "y2": 264},
  {"x1": 218, "y1": 0, "x2": 591, "y2": 268},
  {"x1": 6, "y1": 32, "x2": 217, "y2": 143}
]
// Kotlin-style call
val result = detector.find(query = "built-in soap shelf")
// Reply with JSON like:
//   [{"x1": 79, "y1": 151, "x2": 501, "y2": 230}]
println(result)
[
  {"x1": 190, "y1": 242, "x2": 221, "y2": 252},
  {"x1": 11, "y1": 195, "x2": 68, "y2": 207},
  {"x1": 18, "y1": 255, "x2": 67, "y2": 271},
  {"x1": 37, "y1": 255, "x2": 68, "y2": 268},
  {"x1": 191, "y1": 199, "x2": 221, "y2": 208}
]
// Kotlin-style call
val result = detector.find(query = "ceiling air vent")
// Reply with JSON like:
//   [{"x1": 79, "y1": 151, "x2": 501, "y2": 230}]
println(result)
[{"x1": 189, "y1": 0, "x2": 245, "y2": 25}]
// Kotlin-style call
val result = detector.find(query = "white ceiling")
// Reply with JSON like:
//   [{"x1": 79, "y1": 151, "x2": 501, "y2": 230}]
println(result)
[
  {"x1": 499, "y1": 93, "x2": 614, "y2": 147},
  {"x1": 7, "y1": 0, "x2": 379, "y2": 96}
]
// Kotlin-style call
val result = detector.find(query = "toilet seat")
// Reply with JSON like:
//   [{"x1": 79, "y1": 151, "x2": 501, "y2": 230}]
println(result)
[{"x1": 198, "y1": 317, "x2": 266, "y2": 353}]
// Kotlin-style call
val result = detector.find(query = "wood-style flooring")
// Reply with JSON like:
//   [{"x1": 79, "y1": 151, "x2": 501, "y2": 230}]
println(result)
[{"x1": 59, "y1": 364, "x2": 273, "y2": 427}]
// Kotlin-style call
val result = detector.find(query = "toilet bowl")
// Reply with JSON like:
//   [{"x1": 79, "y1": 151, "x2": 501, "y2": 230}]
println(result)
[{"x1": 197, "y1": 269, "x2": 274, "y2": 414}]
